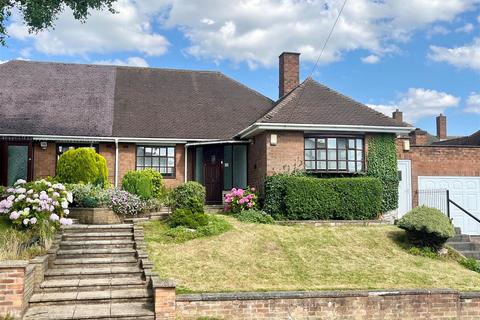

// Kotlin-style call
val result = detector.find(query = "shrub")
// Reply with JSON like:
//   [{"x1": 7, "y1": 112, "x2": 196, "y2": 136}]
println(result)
[
  {"x1": 0, "y1": 179, "x2": 73, "y2": 240},
  {"x1": 69, "y1": 183, "x2": 109, "y2": 208},
  {"x1": 160, "y1": 215, "x2": 232, "y2": 243},
  {"x1": 122, "y1": 171, "x2": 153, "y2": 200},
  {"x1": 397, "y1": 206, "x2": 455, "y2": 249},
  {"x1": 169, "y1": 182, "x2": 206, "y2": 212},
  {"x1": 106, "y1": 189, "x2": 145, "y2": 217},
  {"x1": 263, "y1": 172, "x2": 306, "y2": 217},
  {"x1": 56, "y1": 148, "x2": 108, "y2": 187},
  {"x1": 140, "y1": 169, "x2": 166, "y2": 200},
  {"x1": 460, "y1": 257, "x2": 480, "y2": 273},
  {"x1": 236, "y1": 210, "x2": 274, "y2": 224},
  {"x1": 224, "y1": 187, "x2": 257, "y2": 213},
  {"x1": 366, "y1": 134, "x2": 399, "y2": 212},
  {"x1": 265, "y1": 176, "x2": 382, "y2": 220},
  {"x1": 168, "y1": 209, "x2": 209, "y2": 229}
]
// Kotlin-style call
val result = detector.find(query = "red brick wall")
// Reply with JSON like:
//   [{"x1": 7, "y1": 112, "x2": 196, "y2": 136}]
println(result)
[
  {"x1": 33, "y1": 142, "x2": 56, "y2": 179},
  {"x1": 248, "y1": 132, "x2": 268, "y2": 193},
  {"x1": 99, "y1": 143, "x2": 115, "y2": 184},
  {"x1": 0, "y1": 262, "x2": 35, "y2": 319},
  {"x1": 174, "y1": 290, "x2": 480, "y2": 319},
  {"x1": 397, "y1": 138, "x2": 480, "y2": 206}
]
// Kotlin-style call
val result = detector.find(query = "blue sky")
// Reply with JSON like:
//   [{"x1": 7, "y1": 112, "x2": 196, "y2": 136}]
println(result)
[{"x1": 1, "y1": 0, "x2": 479, "y2": 136}]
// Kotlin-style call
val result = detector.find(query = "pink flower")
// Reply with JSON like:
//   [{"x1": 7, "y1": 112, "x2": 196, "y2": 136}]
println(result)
[
  {"x1": 23, "y1": 218, "x2": 29, "y2": 226},
  {"x1": 225, "y1": 197, "x2": 232, "y2": 203},
  {"x1": 238, "y1": 198, "x2": 245, "y2": 204},
  {"x1": 250, "y1": 187, "x2": 256, "y2": 192},
  {"x1": 30, "y1": 217, "x2": 37, "y2": 225},
  {"x1": 60, "y1": 218, "x2": 73, "y2": 226},
  {"x1": 247, "y1": 202, "x2": 254, "y2": 208}
]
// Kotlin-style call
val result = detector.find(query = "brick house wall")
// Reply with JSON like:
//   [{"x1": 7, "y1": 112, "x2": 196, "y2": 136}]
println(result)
[
  {"x1": 33, "y1": 142, "x2": 56, "y2": 180},
  {"x1": 397, "y1": 138, "x2": 480, "y2": 206}
]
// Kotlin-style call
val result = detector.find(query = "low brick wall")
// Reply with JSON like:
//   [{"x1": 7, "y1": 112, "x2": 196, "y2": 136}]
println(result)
[
  {"x1": 276, "y1": 220, "x2": 393, "y2": 226},
  {"x1": 0, "y1": 234, "x2": 60, "y2": 318},
  {"x1": 69, "y1": 207, "x2": 122, "y2": 224},
  {"x1": 158, "y1": 289, "x2": 480, "y2": 320}
]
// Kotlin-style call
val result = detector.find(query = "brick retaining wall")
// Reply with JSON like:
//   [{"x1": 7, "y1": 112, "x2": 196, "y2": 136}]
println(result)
[{"x1": 149, "y1": 288, "x2": 480, "y2": 320}]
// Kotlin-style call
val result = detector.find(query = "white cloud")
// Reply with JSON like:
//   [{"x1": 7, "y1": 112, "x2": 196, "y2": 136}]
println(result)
[
  {"x1": 161, "y1": 0, "x2": 480, "y2": 67},
  {"x1": 465, "y1": 92, "x2": 480, "y2": 113},
  {"x1": 7, "y1": 0, "x2": 169, "y2": 57},
  {"x1": 455, "y1": 22, "x2": 474, "y2": 32},
  {"x1": 0, "y1": 60, "x2": 8, "y2": 64},
  {"x1": 93, "y1": 56, "x2": 149, "y2": 67},
  {"x1": 427, "y1": 25, "x2": 451, "y2": 37},
  {"x1": 429, "y1": 38, "x2": 480, "y2": 70},
  {"x1": 368, "y1": 88, "x2": 460, "y2": 123},
  {"x1": 361, "y1": 54, "x2": 380, "y2": 64}
]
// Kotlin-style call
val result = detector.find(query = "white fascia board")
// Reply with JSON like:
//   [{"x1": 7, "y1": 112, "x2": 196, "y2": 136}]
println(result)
[
  {"x1": 238, "y1": 123, "x2": 415, "y2": 138},
  {"x1": 0, "y1": 133, "x2": 212, "y2": 144},
  {"x1": 185, "y1": 140, "x2": 250, "y2": 147}
]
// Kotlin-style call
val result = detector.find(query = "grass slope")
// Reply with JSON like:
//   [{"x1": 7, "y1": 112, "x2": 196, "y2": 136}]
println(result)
[
  {"x1": 144, "y1": 216, "x2": 480, "y2": 292},
  {"x1": 0, "y1": 216, "x2": 45, "y2": 261}
]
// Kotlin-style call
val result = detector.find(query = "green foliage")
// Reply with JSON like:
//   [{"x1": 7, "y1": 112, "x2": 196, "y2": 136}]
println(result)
[
  {"x1": 1, "y1": 1, "x2": 117, "y2": 46},
  {"x1": 69, "y1": 183, "x2": 108, "y2": 208},
  {"x1": 460, "y1": 258, "x2": 480, "y2": 273},
  {"x1": 265, "y1": 176, "x2": 382, "y2": 220},
  {"x1": 145, "y1": 215, "x2": 232, "y2": 244},
  {"x1": 168, "y1": 209, "x2": 209, "y2": 229},
  {"x1": 407, "y1": 246, "x2": 439, "y2": 259},
  {"x1": 56, "y1": 148, "x2": 108, "y2": 187},
  {"x1": 263, "y1": 172, "x2": 306, "y2": 217},
  {"x1": 121, "y1": 171, "x2": 153, "y2": 200},
  {"x1": 236, "y1": 210, "x2": 275, "y2": 224},
  {"x1": 366, "y1": 134, "x2": 399, "y2": 212},
  {"x1": 139, "y1": 169, "x2": 166, "y2": 200},
  {"x1": 169, "y1": 182, "x2": 206, "y2": 212},
  {"x1": 398, "y1": 206, "x2": 455, "y2": 249}
]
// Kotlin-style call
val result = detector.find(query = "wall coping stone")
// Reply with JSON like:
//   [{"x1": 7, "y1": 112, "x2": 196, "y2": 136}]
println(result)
[
  {"x1": 276, "y1": 220, "x2": 393, "y2": 226},
  {"x1": 177, "y1": 289, "x2": 459, "y2": 302},
  {"x1": 0, "y1": 260, "x2": 29, "y2": 268},
  {"x1": 152, "y1": 277, "x2": 176, "y2": 289},
  {"x1": 459, "y1": 291, "x2": 480, "y2": 299}
]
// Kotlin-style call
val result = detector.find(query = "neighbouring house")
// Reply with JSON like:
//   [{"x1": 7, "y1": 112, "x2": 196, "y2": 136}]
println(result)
[
  {"x1": 0, "y1": 52, "x2": 413, "y2": 204},
  {"x1": 394, "y1": 110, "x2": 480, "y2": 234}
]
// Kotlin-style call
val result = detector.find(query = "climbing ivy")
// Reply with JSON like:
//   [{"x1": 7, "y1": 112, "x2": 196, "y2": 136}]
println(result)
[{"x1": 367, "y1": 134, "x2": 399, "y2": 212}]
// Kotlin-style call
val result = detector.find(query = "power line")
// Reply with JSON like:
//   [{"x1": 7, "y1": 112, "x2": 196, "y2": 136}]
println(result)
[{"x1": 308, "y1": 0, "x2": 348, "y2": 79}]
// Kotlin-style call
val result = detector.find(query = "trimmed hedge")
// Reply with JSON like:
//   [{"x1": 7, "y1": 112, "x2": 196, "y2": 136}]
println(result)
[
  {"x1": 56, "y1": 148, "x2": 108, "y2": 186},
  {"x1": 398, "y1": 206, "x2": 455, "y2": 249},
  {"x1": 264, "y1": 176, "x2": 383, "y2": 220},
  {"x1": 140, "y1": 168, "x2": 166, "y2": 200},
  {"x1": 169, "y1": 181, "x2": 206, "y2": 212},
  {"x1": 122, "y1": 171, "x2": 153, "y2": 200}
]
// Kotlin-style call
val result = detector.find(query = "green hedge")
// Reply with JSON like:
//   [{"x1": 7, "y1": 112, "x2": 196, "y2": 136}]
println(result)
[
  {"x1": 140, "y1": 168, "x2": 166, "y2": 199},
  {"x1": 264, "y1": 176, "x2": 383, "y2": 220},
  {"x1": 366, "y1": 134, "x2": 399, "y2": 212},
  {"x1": 169, "y1": 181, "x2": 206, "y2": 212},
  {"x1": 121, "y1": 171, "x2": 153, "y2": 200},
  {"x1": 56, "y1": 148, "x2": 108, "y2": 186}
]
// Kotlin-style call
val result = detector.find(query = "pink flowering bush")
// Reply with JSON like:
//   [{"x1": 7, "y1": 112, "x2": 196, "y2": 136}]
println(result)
[
  {"x1": 0, "y1": 179, "x2": 73, "y2": 239},
  {"x1": 224, "y1": 187, "x2": 258, "y2": 213}
]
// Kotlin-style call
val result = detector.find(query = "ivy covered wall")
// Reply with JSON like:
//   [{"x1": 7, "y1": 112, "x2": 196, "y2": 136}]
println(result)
[{"x1": 367, "y1": 134, "x2": 399, "y2": 212}]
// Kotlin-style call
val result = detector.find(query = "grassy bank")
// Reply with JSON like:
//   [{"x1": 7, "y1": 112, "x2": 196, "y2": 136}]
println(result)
[
  {"x1": 0, "y1": 216, "x2": 45, "y2": 261},
  {"x1": 144, "y1": 215, "x2": 480, "y2": 292}
]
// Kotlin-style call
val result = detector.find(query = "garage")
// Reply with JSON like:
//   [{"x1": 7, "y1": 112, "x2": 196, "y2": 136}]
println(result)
[{"x1": 418, "y1": 176, "x2": 480, "y2": 235}]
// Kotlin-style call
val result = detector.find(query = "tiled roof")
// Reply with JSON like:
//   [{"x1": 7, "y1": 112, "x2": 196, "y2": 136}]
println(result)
[
  {"x1": 258, "y1": 77, "x2": 410, "y2": 127},
  {"x1": 432, "y1": 130, "x2": 480, "y2": 146}
]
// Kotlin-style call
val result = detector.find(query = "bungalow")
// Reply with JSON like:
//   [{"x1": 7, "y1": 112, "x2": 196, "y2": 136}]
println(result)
[{"x1": 0, "y1": 53, "x2": 413, "y2": 204}]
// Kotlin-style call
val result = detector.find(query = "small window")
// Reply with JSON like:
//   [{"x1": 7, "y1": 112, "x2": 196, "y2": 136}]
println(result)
[
  {"x1": 304, "y1": 137, "x2": 364, "y2": 173},
  {"x1": 136, "y1": 146, "x2": 175, "y2": 178}
]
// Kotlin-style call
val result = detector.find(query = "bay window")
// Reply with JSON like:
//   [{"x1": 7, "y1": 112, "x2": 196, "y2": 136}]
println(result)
[{"x1": 304, "y1": 137, "x2": 364, "y2": 173}]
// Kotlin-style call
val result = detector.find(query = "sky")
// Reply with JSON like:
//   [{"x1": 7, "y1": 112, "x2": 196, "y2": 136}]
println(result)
[{"x1": 0, "y1": 0, "x2": 479, "y2": 137}]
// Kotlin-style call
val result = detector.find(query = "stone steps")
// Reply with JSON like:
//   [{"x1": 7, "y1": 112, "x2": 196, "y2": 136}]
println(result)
[
  {"x1": 45, "y1": 266, "x2": 144, "y2": 280},
  {"x1": 447, "y1": 228, "x2": 480, "y2": 261},
  {"x1": 56, "y1": 247, "x2": 137, "y2": 259},
  {"x1": 63, "y1": 232, "x2": 134, "y2": 241},
  {"x1": 30, "y1": 288, "x2": 152, "y2": 306},
  {"x1": 62, "y1": 224, "x2": 134, "y2": 234},
  {"x1": 40, "y1": 277, "x2": 147, "y2": 292},
  {"x1": 60, "y1": 239, "x2": 135, "y2": 250},
  {"x1": 24, "y1": 302, "x2": 154, "y2": 320},
  {"x1": 53, "y1": 256, "x2": 138, "y2": 268}
]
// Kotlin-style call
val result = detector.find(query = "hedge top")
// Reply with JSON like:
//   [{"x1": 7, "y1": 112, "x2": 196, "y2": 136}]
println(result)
[{"x1": 397, "y1": 206, "x2": 455, "y2": 239}]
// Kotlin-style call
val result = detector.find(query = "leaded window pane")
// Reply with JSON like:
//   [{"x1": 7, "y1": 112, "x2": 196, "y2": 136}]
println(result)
[
  {"x1": 316, "y1": 138, "x2": 326, "y2": 148},
  {"x1": 328, "y1": 161, "x2": 337, "y2": 170},
  {"x1": 317, "y1": 161, "x2": 327, "y2": 170},
  {"x1": 305, "y1": 138, "x2": 315, "y2": 149},
  {"x1": 305, "y1": 150, "x2": 315, "y2": 161},
  {"x1": 327, "y1": 138, "x2": 337, "y2": 149},
  {"x1": 328, "y1": 150, "x2": 337, "y2": 160},
  {"x1": 338, "y1": 161, "x2": 347, "y2": 170},
  {"x1": 137, "y1": 147, "x2": 144, "y2": 156},
  {"x1": 339, "y1": 150, "x2": 347, "y2": 160},
  {"x1": 356, "y1": 139, "x2": 363, "y2": 149},
  {"x1": 305, "y1": 161, "x2": 315, "y2": 170},
  {"x1": 167, "y1": 158, "x2": 175, "y2": 167},
  {"x1": 356, "y1": 150, "x2": 363, "y2": 161},
  {"x1": 317, "y1": 150, "x2": 326, "y2": 160},
  {"x1": 348, "y1": 161, "x2": 356, "y2": 172},
  {"x1": 338, "y1": 139, "x2": 347, "y2": 149},
  {"x1": 168, "y1": 147, "x2": 175, "y2": 157},
  {"x1": 348, "y1": 139, "x2": 355, "y2": 149}
]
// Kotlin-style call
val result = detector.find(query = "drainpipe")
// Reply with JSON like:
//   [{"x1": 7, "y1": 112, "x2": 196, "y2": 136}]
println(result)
[
  {"x1": 184, "y1": 144, "x2": 188, "y2": 183},
  {"x1": 114, "y1": 138, "x2": 119, "y2": 188}
]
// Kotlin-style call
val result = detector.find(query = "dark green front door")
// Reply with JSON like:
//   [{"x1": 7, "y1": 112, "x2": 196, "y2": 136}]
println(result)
[{"x1": 0, "y1": 141, "x2": 33, "y2": 186}]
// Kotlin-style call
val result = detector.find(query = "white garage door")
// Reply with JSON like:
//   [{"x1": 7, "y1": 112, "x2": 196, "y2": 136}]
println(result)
[{"x1": 418, "y1": 176, "x2": 480, "y2": 235}]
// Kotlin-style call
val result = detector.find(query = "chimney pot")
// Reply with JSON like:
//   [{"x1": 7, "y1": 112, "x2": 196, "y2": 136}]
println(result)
[
  {"x1": 279, "y1": 52, "x2": 300, "y2": 98},
  {"x1": 392, "y1": 109, "x2": 403, "y2": 123},
  {"x1": 436, "y1": 114, "x2": 447, "y2": 140}
]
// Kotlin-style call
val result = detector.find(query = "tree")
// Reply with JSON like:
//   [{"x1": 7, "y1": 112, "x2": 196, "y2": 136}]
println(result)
[{"x1": 0, "y1": 0, "x2": 117, "y2": 46}]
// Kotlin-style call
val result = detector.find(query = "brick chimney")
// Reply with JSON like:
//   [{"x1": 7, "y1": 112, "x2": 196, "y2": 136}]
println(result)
[
  {"x1": 392, "y1": 109, "x2": 403, "y2": 123},
  {"x1": 279, "y1": 52, "x2": 300, "y2": 98},
  {"x1": 436, "y1": 113, "x2": 447, "y2": 139},
  {"x1": 410, "y1": 129, "x2": 429, "y2": 146}
]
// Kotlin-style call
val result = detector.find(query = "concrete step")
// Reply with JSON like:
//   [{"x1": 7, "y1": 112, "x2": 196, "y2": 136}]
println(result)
[
  {"x1": 24, "y1": 302, "x2": 154, "y2": 320},
  {"x1": 53, "y1": 257, "x2": 138, "y2": 268},
  {"x1": 449, "y1": 234, "x2": 471, "y2": 242},
  {"x1": 448, "y1": 241, "x2": 480, "y2": 251},
  {"x1": 29, "y1": 288, "x2": 151, "y2": 306},
  {"x1": 45, "y1": 266, "x2": 143, "y2": 280},
  {"x1": 62, "y1": 224, "x2": 134, "y2": 234},
  {"x1": 124, "y1": 217, "x2": 150, "y2": 224},
  {"x1": 63, "y1": 232, "x2": 133, "y2": 241},
  {"x1": 56, "y1": 247, "x2": 137, "y2": 259},
  {"x1": 455, "y1": 227, "x2": 462, "y2": 235},
  {"x1": 460, "y1": 250, "x2": 480, "y2": 259},
  {"x1": 60, "y1": 239, "x2": 135, "y2": 249},
  {"x1": 40, "y1": 277, "x2": 146, "y2": 292}
]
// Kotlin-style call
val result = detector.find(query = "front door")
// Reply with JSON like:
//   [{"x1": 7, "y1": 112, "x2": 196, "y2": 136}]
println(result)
[
  {"x1": 203, "y1": 146, "x2": 223, "y2": 204},
  {"x1": 0, "y1": 141, "x2": 33, "y2": 186},
  {"x1": 397, "y1": 160, "x2": 412, "y2": 218}
]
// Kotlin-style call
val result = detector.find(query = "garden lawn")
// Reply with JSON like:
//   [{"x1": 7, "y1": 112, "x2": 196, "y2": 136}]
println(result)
[{"x1": 144, "y1": 215, "x2": 480, "y2": 292}]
